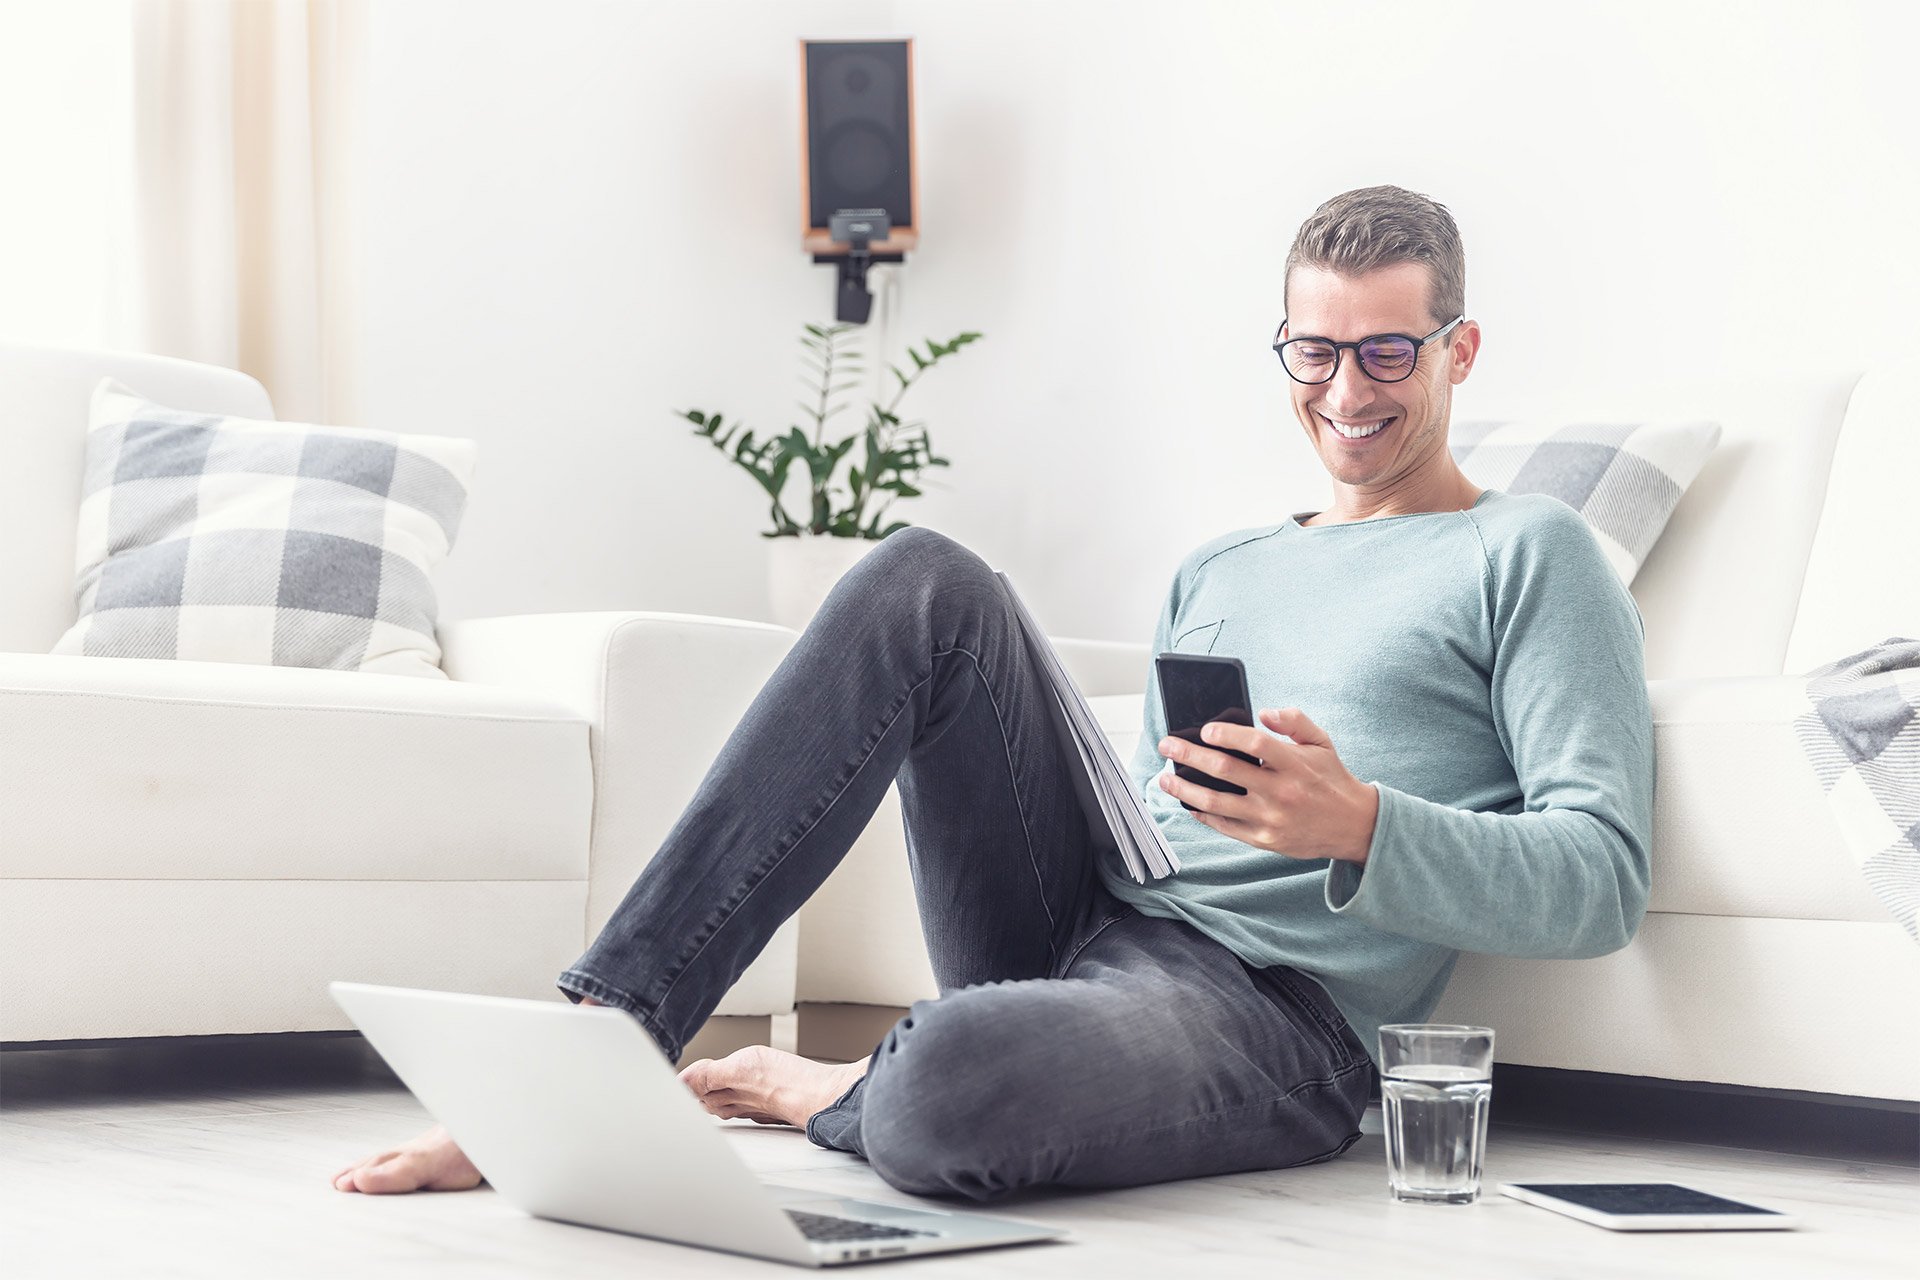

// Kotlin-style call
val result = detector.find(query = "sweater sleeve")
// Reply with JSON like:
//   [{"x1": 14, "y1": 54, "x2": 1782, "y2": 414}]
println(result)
[{"x1": 1322, "y1": 506, "x2": 1655, "y2": 959}]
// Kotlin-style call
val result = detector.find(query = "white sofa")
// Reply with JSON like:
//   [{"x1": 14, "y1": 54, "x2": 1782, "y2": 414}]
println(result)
[
  {"x1": 0, "y1": 345, "x2": 799, "y2": 1043},
  {"x1": 797, "y1": 368, "x2": 1920, "y2": 1104},
  {"x1": 9, "y1": 346, "x2": 1918, "y2": 1109}
]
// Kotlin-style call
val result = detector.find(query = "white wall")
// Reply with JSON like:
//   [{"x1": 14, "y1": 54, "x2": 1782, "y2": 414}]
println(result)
[
  {"x1": 11, "y1": 1, "x2": 1912, "y2": 642},
  {"x1": 361, "y1": 0, "x2": 1919, "y2": 640}
]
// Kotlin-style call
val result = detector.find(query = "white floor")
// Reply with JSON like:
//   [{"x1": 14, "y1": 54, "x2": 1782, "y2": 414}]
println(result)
[{"x1": 2, "y1": 1038, "x2": 1913, "y2": 1279}]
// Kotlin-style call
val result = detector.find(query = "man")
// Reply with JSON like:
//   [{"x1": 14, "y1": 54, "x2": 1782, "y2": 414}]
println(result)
[{"x1": 333, "y1": 185, "x2": 1653, "y2": 1200}]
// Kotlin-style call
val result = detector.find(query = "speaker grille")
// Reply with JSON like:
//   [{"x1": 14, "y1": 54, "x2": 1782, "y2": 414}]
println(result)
[{"x1": 805, "y1": 41, "x2": 912, "y2": 230}]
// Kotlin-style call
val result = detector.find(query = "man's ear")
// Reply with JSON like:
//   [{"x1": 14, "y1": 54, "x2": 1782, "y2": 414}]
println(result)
[{"x1": 1447, "y1": 319, "x2": 1483, "y2": 386}]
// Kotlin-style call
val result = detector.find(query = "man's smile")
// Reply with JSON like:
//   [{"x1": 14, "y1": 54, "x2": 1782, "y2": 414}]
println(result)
[{"x1": 1320, "y1": 412, "x2": 1396, "y2": 441}]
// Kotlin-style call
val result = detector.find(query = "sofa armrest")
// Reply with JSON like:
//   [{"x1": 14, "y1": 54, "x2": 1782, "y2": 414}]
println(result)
[{"x1": 440, "y1": 611, "x2": 800, "y2": 1015}]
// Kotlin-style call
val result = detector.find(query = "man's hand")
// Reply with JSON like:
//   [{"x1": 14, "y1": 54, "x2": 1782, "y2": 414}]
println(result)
[{"x1": 1157, "y1": 707, "x2": 1379, "y2": 865}]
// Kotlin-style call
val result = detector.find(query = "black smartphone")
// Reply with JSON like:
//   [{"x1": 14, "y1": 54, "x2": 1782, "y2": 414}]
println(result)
[{"x1": 1155, "y1": 653, "x2": 1261, "y2": 810}]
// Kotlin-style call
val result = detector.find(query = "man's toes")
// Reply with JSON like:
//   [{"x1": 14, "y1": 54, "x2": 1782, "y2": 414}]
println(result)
[
  {"x1": 333, "y1": 1160, "x2": 377, "y2": 1192},
  {"x1": 348, "y1": 1150, "x2": 452, "y2": 1194}
]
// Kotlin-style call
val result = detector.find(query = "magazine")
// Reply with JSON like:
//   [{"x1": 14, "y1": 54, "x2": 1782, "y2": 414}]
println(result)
[{"x1": 995, "y1": 572, "x2": 1181, "y2": 884}]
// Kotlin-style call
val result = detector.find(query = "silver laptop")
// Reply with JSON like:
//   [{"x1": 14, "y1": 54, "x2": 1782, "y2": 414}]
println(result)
[{"x1": 329, "y1": 983, "x2": 1068, "y2": 1268}]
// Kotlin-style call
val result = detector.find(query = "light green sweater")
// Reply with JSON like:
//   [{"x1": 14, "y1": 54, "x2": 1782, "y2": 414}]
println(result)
[{"x1": 1096, "y1": 488, "x2": 1655, "y2": 1070}]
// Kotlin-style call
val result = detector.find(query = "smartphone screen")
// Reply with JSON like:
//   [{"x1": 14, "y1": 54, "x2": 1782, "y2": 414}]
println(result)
[{"x1": 1155, "y1": 654, "x2": 1260, "y2": 809}]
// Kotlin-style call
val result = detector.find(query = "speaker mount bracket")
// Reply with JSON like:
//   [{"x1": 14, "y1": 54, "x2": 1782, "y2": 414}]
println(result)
[{"x1": 816, "y1": 208, "x2": 901, "y2": 325}]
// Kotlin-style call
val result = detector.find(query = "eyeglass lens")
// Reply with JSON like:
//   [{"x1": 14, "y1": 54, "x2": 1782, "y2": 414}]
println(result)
[{"x1": 1281, "y1": 336, "x2": 1419, "y2": 383}]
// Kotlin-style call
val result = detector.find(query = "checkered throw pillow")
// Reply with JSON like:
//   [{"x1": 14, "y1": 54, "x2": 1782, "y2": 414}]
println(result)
[
  {"x1": 1450, "y1": 420, "x2": 1722, "y2": 585},
  {"x1": 53, "y1": 379, "x2": 476, "y2": 679}
]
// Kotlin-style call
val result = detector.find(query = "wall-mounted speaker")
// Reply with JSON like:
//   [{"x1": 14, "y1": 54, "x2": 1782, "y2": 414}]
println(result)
[{"x1": 800, "y1": 38, "x2": 918, "y2": 256}]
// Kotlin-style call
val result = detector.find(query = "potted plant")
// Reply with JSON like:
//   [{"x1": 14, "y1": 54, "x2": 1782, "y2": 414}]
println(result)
[{"x1": 677, "y1": 322, "x2": 983, "y2": 628}]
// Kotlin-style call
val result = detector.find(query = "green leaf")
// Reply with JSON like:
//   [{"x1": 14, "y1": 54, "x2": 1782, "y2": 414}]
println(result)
[
  {"x1": 768, "y1": 450, "x2": 796, "y2": 493},
  {"x1": 909, "y1": 348, "x2": 928, "y2": 371}
]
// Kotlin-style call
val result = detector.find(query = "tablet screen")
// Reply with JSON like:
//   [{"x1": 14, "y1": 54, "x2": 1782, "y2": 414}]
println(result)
[{"x1": 1513, "y1": 1184, "x2": 1782, "y2": 1216}]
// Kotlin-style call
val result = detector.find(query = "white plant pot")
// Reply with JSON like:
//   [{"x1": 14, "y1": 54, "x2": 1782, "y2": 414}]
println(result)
[{"x1": 766, "y1": 535, "x2": 883, "y2": 631}]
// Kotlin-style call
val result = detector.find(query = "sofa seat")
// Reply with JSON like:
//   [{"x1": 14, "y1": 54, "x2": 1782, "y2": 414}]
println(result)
[
  {"x1": 0, "y1": 653, "x2": 596, "y2": 1042},
  {"x1": 0, "y1": 653, "x2": 593, "y2": 881}
]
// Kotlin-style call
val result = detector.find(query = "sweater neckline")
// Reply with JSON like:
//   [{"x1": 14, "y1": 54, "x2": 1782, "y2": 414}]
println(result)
[{"x1": 1289, "y1": 488, "x2": 1496, "y2": 530}]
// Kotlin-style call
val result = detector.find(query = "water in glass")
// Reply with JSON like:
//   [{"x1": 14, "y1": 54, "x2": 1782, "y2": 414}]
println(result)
[{"x1": 1382, "y1": 1062, "x2": 1491, "y2": 1204}]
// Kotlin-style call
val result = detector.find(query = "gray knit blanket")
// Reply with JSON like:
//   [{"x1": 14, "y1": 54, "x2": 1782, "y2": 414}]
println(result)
[{"x1": 1792, "y1": 638, "x2": 1920, "y2": 944}]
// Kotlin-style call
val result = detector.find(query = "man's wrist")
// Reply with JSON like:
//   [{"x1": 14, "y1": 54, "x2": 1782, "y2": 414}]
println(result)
[{"x1": 1344, "y1": 780, "x2": 1380, "y2": 865}]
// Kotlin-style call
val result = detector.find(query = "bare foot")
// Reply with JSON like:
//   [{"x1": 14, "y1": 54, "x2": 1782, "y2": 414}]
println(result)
[
  {"x1": 331, "y1": 1123, "x2": 483, "y2": 1194},
  {"x1": 678, "y1": 1045, "x2": 870, "y2": 1128},
  {"x1": 332, "y1": 994, "x2": 612, "y2": 1194}
]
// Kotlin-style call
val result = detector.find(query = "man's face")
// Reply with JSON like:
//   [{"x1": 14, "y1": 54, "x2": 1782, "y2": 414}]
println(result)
[{"x1": 1280, "y1": 262, "x2": 1479, "y2": 493}]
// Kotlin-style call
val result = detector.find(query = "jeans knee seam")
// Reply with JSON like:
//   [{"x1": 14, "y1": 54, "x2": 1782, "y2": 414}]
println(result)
[
  {"x1": 648, "y1": 667, "x2": 939, "y2": 1020},
  {"x1": 931, "y1": 643, "x2": 1059, "y2": 958}
]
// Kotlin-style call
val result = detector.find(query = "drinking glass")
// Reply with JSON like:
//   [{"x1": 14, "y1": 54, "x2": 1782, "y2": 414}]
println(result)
[{"x1": 1378, "y1": 1024, "x2": 1494, "y2": 1204}]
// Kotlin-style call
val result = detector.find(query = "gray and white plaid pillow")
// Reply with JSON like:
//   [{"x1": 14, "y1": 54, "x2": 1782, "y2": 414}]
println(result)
[
  {"x1": 54, "y1": 379, "x2": 476, "y2": 679},
  {"x1": 1450, "y1": 420, "x2": 1722, "y2": 585}
]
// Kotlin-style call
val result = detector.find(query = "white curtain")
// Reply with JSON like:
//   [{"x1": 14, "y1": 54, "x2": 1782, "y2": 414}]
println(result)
[{"x1": 125, "y1": 0, "x2": 365, "y2": 425}]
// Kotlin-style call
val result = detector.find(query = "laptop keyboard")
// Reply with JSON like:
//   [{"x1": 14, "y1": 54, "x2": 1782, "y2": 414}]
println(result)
[{"x1": 785, "y1": 1209, "x2": 939, "y2": 1242}]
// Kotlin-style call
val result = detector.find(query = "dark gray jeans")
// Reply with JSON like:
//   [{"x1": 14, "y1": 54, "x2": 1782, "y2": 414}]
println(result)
[{"x1": 558, "y1": 528, "x2": 1374, "y2": 1202}]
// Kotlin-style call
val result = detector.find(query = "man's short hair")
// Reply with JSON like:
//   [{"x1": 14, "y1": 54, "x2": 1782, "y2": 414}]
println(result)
[{"x1": 1284, "y1": 185, "x2": 1465, "y2": 328}]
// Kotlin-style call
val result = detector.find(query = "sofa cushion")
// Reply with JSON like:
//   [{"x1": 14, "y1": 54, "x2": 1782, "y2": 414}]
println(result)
[
  {"x1": 0, "y1": 653, "x2": 591, "y2": 881},
  {"x1": 53, "y1": 380, "x2": 476, "y2": 679},
  {"x1": 1087, "y1": 680, "x2": 1887, "y2": 925}
]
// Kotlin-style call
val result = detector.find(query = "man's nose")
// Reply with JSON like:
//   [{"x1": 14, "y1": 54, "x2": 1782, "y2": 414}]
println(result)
[{"x1": 1323, "y1": 351, "x2": 1375, "y2": 413}]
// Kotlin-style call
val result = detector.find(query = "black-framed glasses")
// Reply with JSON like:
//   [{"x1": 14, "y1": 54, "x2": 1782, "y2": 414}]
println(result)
[{"x1": 1272, "y1": 315, "x2": 1465, "y2": 384}]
